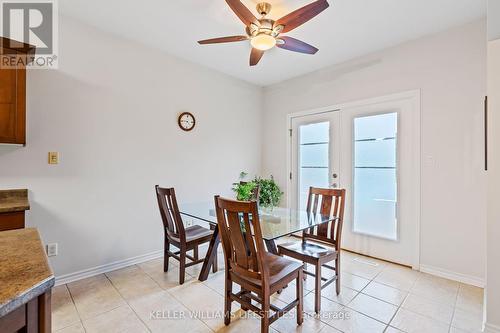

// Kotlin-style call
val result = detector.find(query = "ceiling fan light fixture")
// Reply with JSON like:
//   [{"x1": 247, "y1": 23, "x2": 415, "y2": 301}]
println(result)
[
  {"x1": 198, "y1": 0, "x2": 330, "y2": 66},
  {"x1": 250, "y1": 33, "x2": 276, "y2": 51}
]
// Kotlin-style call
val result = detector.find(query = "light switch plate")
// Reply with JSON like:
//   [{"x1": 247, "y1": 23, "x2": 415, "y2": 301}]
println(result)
[
  {"x1": 48, "y1": 152, "x2": 59, "y2": 164},
  {"x1": 47, "y1": 243, "x2": 58, "y2": 257}
]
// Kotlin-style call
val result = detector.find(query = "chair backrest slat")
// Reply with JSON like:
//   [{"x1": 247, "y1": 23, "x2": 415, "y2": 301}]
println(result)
[
  {"x1": 316, "y1": 194, "x2": 333, "y2": 237},
  {"x1": 226, "y1": 210, "x2": 249, "y2": 268},
  {"x1": 312, "y1": 193, "x2": 319, "y2": 215},
  {"x1": 215, "y1": 196, "x2": 268, "y2": 283},
  {"x1": 303, "y1": 187, "x2": 346, "y2": 246},
  {"x1": 155, "y1": 186, "x2": 186, "y2": 241},
  {"x1": 242, "y1": 213, "x2": 259, "y2": 271}
]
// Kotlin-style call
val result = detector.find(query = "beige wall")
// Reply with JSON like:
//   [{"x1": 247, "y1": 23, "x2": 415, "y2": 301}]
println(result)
[
  {"x1": 261, "y1": 20, "x2": 487, "y2": 284},
  {"x1": 0, "y1": 16, "x2": 263, "y2": 278},
  {"x1": 485, "y1": 38, "x2": 500, "y2": 333},
  {"x1": 488, "y1": 0, "x2": 500, "y2": 40}
]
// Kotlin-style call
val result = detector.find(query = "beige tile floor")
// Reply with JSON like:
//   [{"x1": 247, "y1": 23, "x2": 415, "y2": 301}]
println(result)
[{"x1": 52, "y1": 239, "x2": 484, "y2": 333}]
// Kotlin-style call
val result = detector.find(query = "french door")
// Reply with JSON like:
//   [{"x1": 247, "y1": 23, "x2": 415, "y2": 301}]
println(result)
[
  {"x1": 289, "y1": 92, "x2": 420, "y2": 267},
  {"x1": 290, "y1": 111, "x2": 341, "y2": 213}
]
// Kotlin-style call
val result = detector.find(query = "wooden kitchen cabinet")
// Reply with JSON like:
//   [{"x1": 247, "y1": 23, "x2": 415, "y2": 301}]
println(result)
[
  {"x1": 0, "y1": 37, "x2": 35, "y2": 145},
  {"x1": 0, "y1": 211, "x2": 25, "y2": 231},
  {"x1": 0, "y1": 189, "x2": 30, "y2": 231}
]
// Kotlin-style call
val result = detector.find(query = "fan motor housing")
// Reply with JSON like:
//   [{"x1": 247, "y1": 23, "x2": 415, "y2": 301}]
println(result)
[
  {"x1": 248, "y1": 19, "x2": 282, "y2": 38},
  {"x1": 259, "y1": 19, "x2": 274, "y2": 33}
]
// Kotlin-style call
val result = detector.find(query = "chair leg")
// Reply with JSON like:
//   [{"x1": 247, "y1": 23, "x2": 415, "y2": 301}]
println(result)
[
  {"x1": 179, "y1": 250, "x2": 186, "y2": 285},
  {"x1": 212, "y1": 251, "x2": 218, "y2": 273},
  {"x1": 164, "y1": 238, "x2": 170, "y2": 272},
  {"x1": 224, "y1": 275, "x2": 232, "y2": 325},
  {"x1": 303, "y1": 263, "x2": 307, "y2": 280},
  {"x1": 315, "y1": 263, "x2": 322, "y2": 314},
  {"x1": 261, "y1": 296, "x2": 270, "y2": 333},
  {"x1": 335, "y1": 257, "x2": 341, "y2": 295},
  {"x1": 193, "y1": 246, "x2": 199, "y2": 261},
  {"x1": 296, "y1": 270, "x2": 304, "y2": 325}
]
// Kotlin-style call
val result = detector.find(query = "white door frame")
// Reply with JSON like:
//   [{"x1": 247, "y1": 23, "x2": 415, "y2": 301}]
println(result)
[{"x1": 286, "y1": 90, "x2": 421, "y2": 269}]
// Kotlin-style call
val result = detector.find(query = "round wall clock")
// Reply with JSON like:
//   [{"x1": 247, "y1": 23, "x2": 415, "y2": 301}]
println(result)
[{"x1": 178, "y1": 112, "x2": 196, "y2": 131}]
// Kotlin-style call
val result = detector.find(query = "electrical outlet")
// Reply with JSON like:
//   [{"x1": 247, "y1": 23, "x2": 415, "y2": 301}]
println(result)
[{"x1": 46, "y1": 243, "x2": 58, "y2": 257}]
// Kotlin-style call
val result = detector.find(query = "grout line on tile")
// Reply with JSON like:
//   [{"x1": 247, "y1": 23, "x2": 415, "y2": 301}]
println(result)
[
  {"x1": 325, "y1": 306, "x2": 388, "y2": 332},
  {"x1": 384, "y1": 291, "x2": 408, "y2": 330},
  {"x1": 64, "y1": 283, "x2": 87, "y2": 332},
  {"x1": 105, "y1": 266, "x2": 156, "y2": 333},
  {"x1": 85, "y1": 273, "x2": 136, "y2": 320},
  {"x1": 358, "y1": 261, "x2": 407, "y2": 331},
  {"x1": 448, "y1": 278, "x2": 460, "y2": 333},
  {"x1": 124, "y1": 298, "x2": 153, "y2": 333},
  {"x1": 167, "y1": 280, "x2": 223, "y2": 331}
]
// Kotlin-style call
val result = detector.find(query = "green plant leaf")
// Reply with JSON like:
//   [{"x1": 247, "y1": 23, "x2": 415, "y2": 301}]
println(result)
[
  {"x1": 253, "y1": 175, "x2": 283, "y2": 208},
  {"x1": 233, "y1": 172, "x2": 283, "y2": 209},
  {"x1": 232, "y1": 181, "x2": 257, "y2": 201}
]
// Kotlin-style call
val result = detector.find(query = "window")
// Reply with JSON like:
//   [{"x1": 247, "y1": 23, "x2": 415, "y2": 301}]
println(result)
[
  {"x1": 353, "y1": 112, "x2": 398, "y2": 240},
  {"x1": 299, "y1": 122, "x2": 330, "y2": 212}
]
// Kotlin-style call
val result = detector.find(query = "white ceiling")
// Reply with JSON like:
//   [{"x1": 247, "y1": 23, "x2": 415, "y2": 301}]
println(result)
[{"x1": 60, "y1": 0, "x2": 486, "y2": 86}]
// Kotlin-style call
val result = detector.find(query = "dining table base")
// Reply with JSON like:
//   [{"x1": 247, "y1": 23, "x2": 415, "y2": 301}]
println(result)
[
  {"x1": 198, "y1": 225, "x2": 220, "y2": 281},
  {"x1": 264, "y1": 239, "x2": 278, "y2": 255}
]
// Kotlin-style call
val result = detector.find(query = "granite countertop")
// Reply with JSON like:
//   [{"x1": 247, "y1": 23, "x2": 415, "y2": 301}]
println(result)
[
  {"x1": 0, "y1": 189, "x2": 30, "y2": 213},
  {"x1": 0, "y1": 228, "x2": 54, "y2": 317}
]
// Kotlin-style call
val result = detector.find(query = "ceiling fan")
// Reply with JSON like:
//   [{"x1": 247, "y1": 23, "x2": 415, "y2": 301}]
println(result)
[{"x1": 198, "y1": 0, "x2": 330, "y2": 66}]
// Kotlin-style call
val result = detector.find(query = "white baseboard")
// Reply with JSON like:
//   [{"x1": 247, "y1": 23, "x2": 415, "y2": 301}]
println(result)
[
  {"x1": 55, "y1": 250, "x2": 164, "y2": 286},
  {"x1": 419, "y1": 264, "x2": 485, "y2": 288},
  {"x1": 484, "y1": 322, "x2": 500, "y2": 333}
]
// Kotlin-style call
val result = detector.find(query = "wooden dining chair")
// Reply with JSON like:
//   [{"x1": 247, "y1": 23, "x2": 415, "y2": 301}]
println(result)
[
  {"x1": 214, "y1": 196, "x2": 303, "y2": 333},
  {"x1": 155, "y1": 186, "x2": 217, "y2": 284},
  {"x1": 278, "y1": 187, "x2": 345, "y2": 314}
]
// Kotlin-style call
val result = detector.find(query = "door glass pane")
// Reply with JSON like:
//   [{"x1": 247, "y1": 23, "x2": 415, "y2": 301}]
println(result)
[
  {"x1": 301, "y1": 144, "x2": 329, "y2": 167},
  {"x1": 353, "y1": 113, "x2": 398, "y2": 240},
  {"x1": 299, "y1": 122, "x2": 330, "y2": 212}
]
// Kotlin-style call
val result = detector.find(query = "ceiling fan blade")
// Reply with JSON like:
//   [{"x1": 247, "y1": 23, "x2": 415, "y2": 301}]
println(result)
[
  {"x1": 275, "y1": 0, "x2": 329, "y2": 33},
  {"x1": 250, "y1": 48, "x2": 264, "y2": 66},
  {"x1": 226, "y1": 0, "x2": 259, "y2": 26},
  {"x1": 277, "y1": 36, "x2": 319, "y2": 54},
  {"x1": 198, "y1": 36, "x2": 248, "y2": 44}
]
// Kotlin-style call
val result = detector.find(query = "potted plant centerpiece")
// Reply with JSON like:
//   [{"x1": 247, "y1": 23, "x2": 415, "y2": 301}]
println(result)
[{"x1": 232, "y1": 172, "x2": 283, "y2": 209}]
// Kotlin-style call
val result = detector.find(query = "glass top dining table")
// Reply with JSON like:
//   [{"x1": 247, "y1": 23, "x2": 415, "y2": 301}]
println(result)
[
  {"x1": 179, "y1": 202, "x2": 338, "y2": 281},
  {"x1": 179, "y1": 202, "x2": 336, "y2": 241}
]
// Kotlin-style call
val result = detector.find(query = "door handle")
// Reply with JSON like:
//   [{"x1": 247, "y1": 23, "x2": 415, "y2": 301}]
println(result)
[{"x1": 485, "y1": 96, "x2": 488, "y2": 171}]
